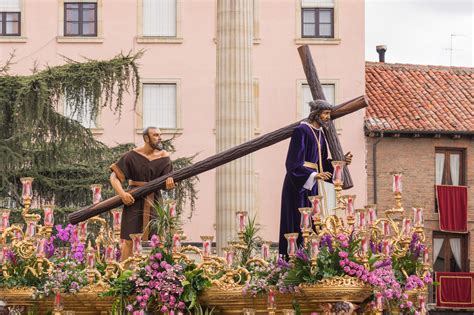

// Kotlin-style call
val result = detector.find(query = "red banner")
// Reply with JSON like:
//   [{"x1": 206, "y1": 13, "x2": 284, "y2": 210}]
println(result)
[
  {"x1": 436, "y1": 272, "x2": 474, "y2": 308},
  {"x1": 436, "y1": 185, "x2": 468, "y2": 233}
]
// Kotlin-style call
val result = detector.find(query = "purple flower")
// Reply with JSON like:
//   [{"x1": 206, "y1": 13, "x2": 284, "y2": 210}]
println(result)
[
  {"x1": 295, "y1": 249, "x2": 309, "y2": 262},
  {"x1": 338, "y1": 251, "x2": 349, "y2": 258},
  {"x1": 44, "y1": 237, "x2": 55, "y2": 259},
  {"x1": 277, "y1": 257, "x2": 291, "y2": 269},
  {"x1": 320, "y1": 234, "x2": 333, "y2": 252},
  {"x1": 150, "y1": 234, "x2": 160, "y2": 248}
]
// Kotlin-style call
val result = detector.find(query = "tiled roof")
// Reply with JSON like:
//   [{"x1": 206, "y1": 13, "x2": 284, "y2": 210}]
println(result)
[{"x1": 365, "y1": 62, "x2": 474, "y2": 133}]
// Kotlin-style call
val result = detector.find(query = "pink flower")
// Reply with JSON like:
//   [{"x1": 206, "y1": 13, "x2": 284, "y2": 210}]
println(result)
[
  {"x1": 338, "y1": 251, "x2": 349, "y2": 258},
  {"x1": 150, "y1": 234, "x2": 160, "y2": 248}
]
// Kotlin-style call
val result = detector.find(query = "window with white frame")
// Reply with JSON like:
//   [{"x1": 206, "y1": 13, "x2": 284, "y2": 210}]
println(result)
[
  {"x1": 0, "y1": 0, "x2": 21, "y2": 36},
  {"x1": 143, "y1": 0, "x2": 176, "y2": 37},
  {"x1": 63, "y1": 95, "x2": 96, "y2": 129},
  {"x1": 301, "y1": 0, "x2": 334, "y2": 38},
  {"x1": 142, "y1": 83, "x2": 177, "y2": 129},
  {"x1": 301, "y1": 83, "x2": 336, "y2": 212}
]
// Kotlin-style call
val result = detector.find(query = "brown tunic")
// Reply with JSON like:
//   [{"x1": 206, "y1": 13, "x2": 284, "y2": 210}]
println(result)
[{"x1": 110, "y1": 150, "x2": 172, "y2": 240}]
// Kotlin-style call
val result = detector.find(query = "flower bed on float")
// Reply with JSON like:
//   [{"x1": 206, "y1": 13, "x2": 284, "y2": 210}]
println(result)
[{"x1": 0, "y1": 173, "x2": 432, "y2": 314}]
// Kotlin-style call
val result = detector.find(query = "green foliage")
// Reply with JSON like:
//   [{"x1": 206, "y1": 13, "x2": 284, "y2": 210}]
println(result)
[
  {"x1": 181, "y1": 266, "x2": 212, "y2": 311},
  {"x1": 240, "y1": 215, "x2": 262, "y2": 265},
  {"x1": 101, "y1": 270, "x2": 135, "y2": 314}
]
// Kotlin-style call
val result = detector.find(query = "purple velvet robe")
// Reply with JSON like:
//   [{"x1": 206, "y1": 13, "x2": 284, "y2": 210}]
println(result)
[{"x1": 279, "y1": 123, "x2": 333, "y2": 256}]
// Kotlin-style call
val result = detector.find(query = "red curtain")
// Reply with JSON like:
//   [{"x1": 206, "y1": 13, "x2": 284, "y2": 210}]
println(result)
[
  {"x1": 436, "y1": 272, "x2": 474, "y2": 308},
  {"x1": 436, "y1": 185, "x2": 468, "y2": 233}
]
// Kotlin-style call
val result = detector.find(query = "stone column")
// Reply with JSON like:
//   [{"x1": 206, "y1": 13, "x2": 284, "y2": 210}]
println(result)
[{"x1": 216, "y1": 0, "x2": 254, "y2": 253}]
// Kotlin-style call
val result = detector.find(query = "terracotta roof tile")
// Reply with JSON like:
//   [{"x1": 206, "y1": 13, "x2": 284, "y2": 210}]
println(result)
[{"x1": 365, "y1": 62, "x2": 474, "y2": 133}]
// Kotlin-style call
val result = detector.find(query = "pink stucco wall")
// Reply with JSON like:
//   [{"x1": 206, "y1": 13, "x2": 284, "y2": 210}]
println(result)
[{"x1": 2, "y1": 0, "x2": 366, "y2": 243}]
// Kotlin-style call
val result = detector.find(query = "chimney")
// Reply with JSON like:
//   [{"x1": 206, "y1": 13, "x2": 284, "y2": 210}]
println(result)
[{"x1": 376, "y1": 45, "x2": 387, "y2": 62}]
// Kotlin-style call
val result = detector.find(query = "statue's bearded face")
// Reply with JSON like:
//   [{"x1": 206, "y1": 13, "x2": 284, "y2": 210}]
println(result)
[{"x1": 316, "y1": 109, "x2": 331, "y2": 126}]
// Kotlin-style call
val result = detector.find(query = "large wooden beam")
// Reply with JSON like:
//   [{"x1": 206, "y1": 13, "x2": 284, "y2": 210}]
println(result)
[
  {"x1": 298, "y1": 45, "x2": 354, "y2": 189},
  {"x1": 68, "y1": 96, "x2": 367, "y2": 225}
]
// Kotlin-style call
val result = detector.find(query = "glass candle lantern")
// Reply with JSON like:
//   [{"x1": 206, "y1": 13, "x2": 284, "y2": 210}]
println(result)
[
  {"x1": 43, "y1": 204, "x2": 55, "y2": 227},
  {"x1": 344, "y1": 195, "x2": 356, "y2": 218},
  {"x1": 0, "y1": 209, "x2": 10, "y2": 231},
  {"x1": 20, "y1": 177, "x2": 34, "y2": 200},
  {"x1": 105, "y1": 243, "x2": 115, "y2": 263},
  {"x1": 200, "y1": 236, "x2": 213, "y2": 257},
  {"x1": 376, "y1": 292, "x2": 383, "y2": 311},
  {"x1": 310, "y1": 235, "x2": 319, "y2": 260},
  {"x1": 331, "y1": 161, "x2": 345, "y2": 186},
  {"x1": 36, "y1": 238, "x2": 46, "y2": 257},
  {"x1": 413, "y1": 207, "x2": 424, "y2": 227},
  {"x1": 223, "y1": 246, "x2": 235, "y2": 267},
  {"x1": 392, "y1": 173, "x2": 403, "y2": 193},
  {"x1": 402, "y1": 218, "x2": 412, "y2": 237},
  {"x1": 261, "y1": 241, "x2": 271, "y2": 260},
  {"x1": 86, "y1": 245, "x2": 95, "y2": 269},
  {"x1": 267, "y1": 286, "x2": 276, "y2": 308},
  {"x1": 12, "y1": 223, "x2": 23, "y2": 241},
  {"x1": 365, "y1": 205, "x2": 377, "y2": 225},
  {"x1": 355, "y1": 209, "x2": 366, "y2": 229},
  {"x1": 382, "y1": 239, "x2": 391, "y2": 256},
  {"x1": 308, "y1": 195, "x2": 323, "y2": 217},
  {"x1": 90, "y1": 184, "x2": 102, "y2": 204},
  {"x1": 172, "y1": 233, "x2": 182, "y2": 252},
  {"x1": 78, "y1": 221, "x2": 88, "y2": 241},
  {"x1": 168, "y1": 200, "x2": 177, "y2": 218},
  {"x1": 382, "y1": 221, "x2": 391, "y2": 237},
  {"x1": 111, "y1": 209, "x2": 122, "y2": 232},
  {"x1": 299, "y1": 207, "x2": 312, "y2": 231},
  {"x1": 235, "y1": 211, "x2": 248, "y2": 233},
  {"x1": 130, "y1": 233, "x2": 143, "y2": 256},
  {"x1": 25, "y1": 217, "x2": 38, "y2": 237},
  {"x1": 284, "y1": 233, "x2": 298, "y2": 256}
]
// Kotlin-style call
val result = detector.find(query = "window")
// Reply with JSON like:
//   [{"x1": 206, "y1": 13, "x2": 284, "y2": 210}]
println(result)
[
  {"x1": 301, "y1": 83, "x2": 335, "y2": 119},
  {"x1": 63, "y1": 94, "x2": 96, "y2": 129},
  {"x1": 0, "y1": 0, "x2": 21, "y2": 36},
  {"x1": 433, "y1": 232, "x2": 469, "y2": 272},
  {"x1": 142, "y1": 84, "x2": 177, "y2": 129},
  {"x1": 143, "y1": 0, "x2": 176, "y2": 37},
  {"x1": 64, "y1": 2, "x2": 97, "y2": 36},
  {"x1": 435, "y1": 148, "x2": 465, "y2": 186},
  {"x1": 301, "y1": 0, "x2": 334, "y2": 38}
]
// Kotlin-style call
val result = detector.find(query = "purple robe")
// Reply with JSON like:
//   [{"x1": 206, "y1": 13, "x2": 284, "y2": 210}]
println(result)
[{"x1": 279, "y1": 123, "x2": 333, "y2": 256}]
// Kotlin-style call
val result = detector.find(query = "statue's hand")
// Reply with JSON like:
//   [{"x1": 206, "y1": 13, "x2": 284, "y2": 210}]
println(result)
[
  {"x1": 344, "y1": 151, "x2": 353, "y2": 165},
  {"x1": 165, "y1": 177, "x2": 175, "y2": 190},
  {"x1": 120, "y1": 192, "x2": 135, "y2": 206},
  {"x1": 316, "y1": 172, "x2": 332, "y2": 181}
]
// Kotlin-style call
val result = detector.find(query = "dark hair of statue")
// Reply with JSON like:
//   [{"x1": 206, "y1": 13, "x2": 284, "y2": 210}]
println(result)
[
  {"x1": 307, "y1": 99, "x2": 333, "y2": 123},
  {"x1": 142, "y1": 126, "x2": 158, "y2": 142}
]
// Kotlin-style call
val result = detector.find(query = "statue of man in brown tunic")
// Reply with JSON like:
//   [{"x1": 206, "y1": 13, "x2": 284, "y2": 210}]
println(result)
[{"x1": 110, "y1": 126, "x2": 175, "y2": 260}]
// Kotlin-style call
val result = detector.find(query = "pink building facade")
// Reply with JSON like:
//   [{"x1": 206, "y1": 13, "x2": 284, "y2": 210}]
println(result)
[{"x1": 1, "y1": 0, "x2": 366, "y2": 243}]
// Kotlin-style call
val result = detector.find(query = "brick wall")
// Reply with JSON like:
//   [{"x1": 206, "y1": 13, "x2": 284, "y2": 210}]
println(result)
[{"x1": 366, "y1": 136, "x2": 474, "y2": 270}]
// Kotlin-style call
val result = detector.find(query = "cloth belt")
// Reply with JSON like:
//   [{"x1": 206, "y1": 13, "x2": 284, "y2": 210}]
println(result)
[
  {"x1": 303, "y1": 161, "x2": 318, "y2": 171},
  {"x1": 128, "y1": 180, "x2": 153, "y2": 241}
]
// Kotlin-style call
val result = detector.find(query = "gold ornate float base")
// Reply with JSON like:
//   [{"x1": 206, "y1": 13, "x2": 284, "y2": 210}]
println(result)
[
  {"x1": 0, "y1": 289, "x2": 114, "y2": 315},
  {"x1": 199, "y1": 276, "x2": 373, "y2": 314}
]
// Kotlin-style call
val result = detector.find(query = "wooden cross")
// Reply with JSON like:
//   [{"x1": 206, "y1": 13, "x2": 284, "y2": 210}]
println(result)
[
  {"x1": 298, "y1": 45, "x2": 354, "y2": 189},
  {"x1": 69, "y1": 45, "x2": 367, "y2": 224}
]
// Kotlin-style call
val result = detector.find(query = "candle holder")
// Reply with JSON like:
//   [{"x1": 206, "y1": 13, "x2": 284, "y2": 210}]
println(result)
[
  {"x1": 200, "y1": 235, "x2": 213, "y2": 259},
  {"x1": 0, "y1": 209, "x2": 10, "y2": 233},
  {"x1": 110, "y1": 208, "x2": 122, "y2": 241},
  {"x1": 78, "y1": 221, "x2": 88, "y2": 243},
  {"x1": 260, "y1": 241, "x2": 272, "y2": 261},
  {"x1": 309, "y1": 234, "x2": 319, "y2": 266},
  {"x1": 413, "y1": 207, "x2": 424, "y2": 233},
  {"x1": 222, "y1": 246, "x2": 235, "y2": 267},
  {"x1": 130, "y1": 233, "x2": 143, "y2": 257},
  {"x1": 235, "y1": 210, "x2": 248, "y2": 243},
  {"x1": 331, "y1": 161, "x2": 346, "y2": 204},
  {"x1": 365, "y1": 204, "x2": 377, "y2": 226},
  {"x1": 342, "y1": 195, "x2": 356, "y2": 225},
  {"x1": 267, "y1": 286, "x2": 277, "y2": 314},
  {"x1": 355, "y1": 208, "x2": 366, "y2": 231},
  {"x1": 90, "y1": 184, "x2": 102, "y2": 204},
  {"x1": 308, "y1": 195, "x2": 323, "y2": 217},
  {"x1": 284, "y1": 233, "x2": 298, "y2": 257},
  {"x1": 52, "y1": 290, "x2": 63, "y2": 315},
  {"x1": 388, "y1": 172, "x2": 404, "y2": 214},
  {"x1": 20, "y1": 177, "x2": 34, "y2": 217},
  {"x1": 298, "y1": 207, "x2": 312, "y2": 247}
]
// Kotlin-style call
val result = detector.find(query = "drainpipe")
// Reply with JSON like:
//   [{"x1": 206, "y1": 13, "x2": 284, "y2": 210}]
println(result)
[{"x1": 373, "y1": 132, "x2": 384, "y2": 204}]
